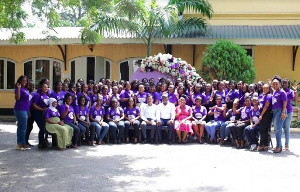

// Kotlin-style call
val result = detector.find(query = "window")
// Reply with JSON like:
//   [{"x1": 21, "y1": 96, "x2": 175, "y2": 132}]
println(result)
[
  {"x1": 0, "y1": 59, "x2": 16, "y2": 90},
  {"x1": 70, "y1": 56, "x2": 111, "y2": 83},
  {"x1": 119, "y1": 58, "x2": 143, "y2": 81},
  {"x1": 23, "y1": 58, "x2": 62, "y2": 88},
  {"x1": 243, "y1": 46, "x2": 254, "y2": 58}
]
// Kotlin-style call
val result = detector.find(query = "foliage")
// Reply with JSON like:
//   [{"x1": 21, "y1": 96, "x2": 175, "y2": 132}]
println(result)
[
  {"x1": 83, "y1": 0, "x2": 213, "y2": 56},
  {"x1": 291, "y1": 119, "x2": 300, "y2": 128},
  {"x1": 139, "y1": 53, "x2": 200, "y2": 83},
  {"x1": 168, "y1": 0, "x2": 213, "y2": 17},
  {"x1": 201, "y1": 40, "x2": 256, "y2": 83}
]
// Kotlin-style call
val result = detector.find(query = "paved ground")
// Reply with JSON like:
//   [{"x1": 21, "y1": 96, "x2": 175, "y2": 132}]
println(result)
[{"x1": 0, "y1": 122, "x2": 300, "y2": 192}]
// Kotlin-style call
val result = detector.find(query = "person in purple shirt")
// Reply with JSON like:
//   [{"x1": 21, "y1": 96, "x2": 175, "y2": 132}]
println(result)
[
  {"x1": 239, "y1": 83, "x2": 249, "y2": 107},
  {"x1": 124, "y1": 97, "x2": 141, "y2": 144},
  {"x1": 232, "y1": 96, "x2": 252, "y2": 149},
  {"x1": 168, "y1": 84, "x2": 178, "y2": 106},
  {"x1": 106, "y1": 98, "x2": 125, "y2": 144},
  {"x1": 192, "y1": 97, "x2": 207, "y2": 144},
  {"x1": 89, "y1": 84, "x2": 99, "y2": 107},
  {"x1": 271, "y1": 76, "x2": 287, "y2": 153},
  {"x1": 134, "y1": 84, "x2": 148, "y2": 106},
  {"x1": 45, "y1": 98, "x2": 73, "y2": 150},
  {"x1": 89, "y1": 96, "x2": 109, "y2": 145},
  {"x1": 77, "y1": 84, "x2": 91, "y2": 109},
  {"x1": 32, "y1": 83, "x2": 49, "y2": 149},
  {"x1": 120, "y1": 81, "x2": 134, "y2": 108},
  {"x1": 205, "y1": 95, "x2": 226, "y2": 143},
  {"x1": 210, "y1": 81, "x2": 227, "y2": 105},
  {"x1": 131, "y1": 80, "x2": 139, "y2": 94},
  {"x1": 67, "y1": 83, "x2": 78, "y2": 109},
  {"x1": 282, "y1": 78, "x2": 298, "y2": 151},
  {"x1": 25, "y1": 80, "x2": 35, "y2": 147},
  {"x1": 36, "y1": 78, "x2": 52, "y2": 96},
  {"x1": 87, "y1": 80, "x2": 94, "y2": 93},
  {"x1": 107, "y1": 86, "x2": 120, "y2": 107},
  {"x1": 50, "y1": 81, "x2": 66, "y2": 111},
  {"x1": 244, "y1": 97, "x2": 261, "y2": 151},
  {"x1": 14, "y1": 75, "x2": 31, "y2": 150},
  {"x1": 75, "y1": 96, "x2": 94, "y2": 146},
  {"x1": 226, "y1": 80, "x2": 239, "y2": 109},
  {"x1": 59, "y1": 93, "x2": 85, "y2": 148},
  {"x1": 101, "y1": 85, "x2": 111, "y2": 110},
  {"x1": 149, "y1": 84, "x2": 160, "y2": 105}
]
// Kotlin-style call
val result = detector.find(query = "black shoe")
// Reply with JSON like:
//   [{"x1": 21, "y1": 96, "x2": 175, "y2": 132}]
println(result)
[
  {"x1": 150, "y1": 139, "x2": 155, "y2": 144},
  {"x1": 142, "y1": 139, "x2": 147, "y2": 144},
  {"x1": 168, "y1": 140, "x2": 172, "y2": 145},
  {"x1": 26, "y1": 143, "x2": 34, "y2": 147}
]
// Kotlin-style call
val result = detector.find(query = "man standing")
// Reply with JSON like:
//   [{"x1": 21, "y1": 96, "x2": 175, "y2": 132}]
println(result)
[
  {"x1": 140, "y1": 94, "x2": 158, "y2": 144},
  {"x1": 156, "y1": 93, "x2": 175, "y2": 144}
]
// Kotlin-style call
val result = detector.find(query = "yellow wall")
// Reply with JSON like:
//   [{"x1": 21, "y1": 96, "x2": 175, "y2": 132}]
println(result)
[{"x1": 0, "y1": 44, "x2": 194, "y2": 108}]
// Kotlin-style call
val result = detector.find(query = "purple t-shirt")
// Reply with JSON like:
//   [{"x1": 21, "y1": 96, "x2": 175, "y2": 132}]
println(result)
[
  {"x1": 59, "y1": 104, "x2": 75, "y2": 123},
  {"x1": 37, "y1": 88, "x2": 52, "y2": 96},
  {"x1": 50, "y1": 91, "x2": 66, "y2": 107},
  {"x1": 215, "y1": 90, "x2": 226, "y2": 104},
  {"x1": 89, "y1": 105, "x2": 105, "y2": 121},
  {"x1": 14, "y1": 88, "x2": 30, "y2": 111},
  {"x1": 120, "y1": 90, "x2": 134, "y2": 107},
  {"x1": 124, "y1": 107, "x2": 140, "y2": 120},
  {"x1": 168, "y1": 92, "x2": 178, "y2": 104},
  {"x1": 32, "y1": 93, "x2": 49, "y2": 109},
  {"x1": 67, "y1": 91, "x2": 78, "y2": 108},
  {"x1": 150, "y1": 91, "x2": 160, "y2": 103},
  {"x1": 102, "y1": 94, "x2": 110, "y2": 107},
  {"x1": 109, "y1": 94, "x2": 121, "y2": 106},
  {"x1": 77, "y1": 92, "x2": 91, "y2": 108},
  {"x1": 259, "y1": 94, "x2": 272, "y2": 110},
  {"x1": 250, "y1": 107, "x2": 261, "y2": 124},
  {"x1": 107, "y1": 107, "x2": 124, "y2": 120},
  {"x1": 89, "y1": 93, "x2": 98, "y2": 107},
  {"x1": 192, "y1": 106, "x2": 207, "y2": 120},
  {"x1": 272, "y1": 89, "x2": 288, "y2": 110},
  {"x1": 45, "y1": 108, "x2": 60, "y2": 119},
  {"x1": 226, "y1": 89, "x2": 239, "y2": 102},
  {"x1": 284, "y1": 89, "x2": 295, "y2": 113},
  {"x1": 135, "y1": 92, "x2": 148, "y2": 104},
  {"x1": 239, "y1": 106, "x2": 252, "y2": 121},
  {"x1": 75, "y1": 106, "x2": 90, "y2": 121},
  {"x1": 210, "y1": 104, "x2": 225, "y2": 121}
]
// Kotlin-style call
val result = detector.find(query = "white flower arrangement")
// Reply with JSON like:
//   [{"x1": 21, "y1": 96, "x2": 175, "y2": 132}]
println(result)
[{"x1": 139, "y1": 53, "x2": 201, "y2": 84}]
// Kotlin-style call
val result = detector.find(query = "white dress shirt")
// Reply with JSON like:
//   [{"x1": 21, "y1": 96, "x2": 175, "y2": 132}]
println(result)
[
  {"x1": 156, "y1": 102, "x2": 175, "y2": 120},
  {"x1": 140, "y1": 103, "x2": 158, "y2": 121}
]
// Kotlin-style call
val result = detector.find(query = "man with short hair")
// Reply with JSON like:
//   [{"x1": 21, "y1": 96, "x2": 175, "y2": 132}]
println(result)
[
  {"x1": 140, "y1": 94, "x2": 158, "y2": 144},
  {"x1": 156, "y1": 93, "x2": 175, "y2": 144}
]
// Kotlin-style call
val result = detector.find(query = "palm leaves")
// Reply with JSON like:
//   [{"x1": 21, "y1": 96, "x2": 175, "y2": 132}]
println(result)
[{"x1": 82, "y1": 0, "x2": 213, "y2": 56}]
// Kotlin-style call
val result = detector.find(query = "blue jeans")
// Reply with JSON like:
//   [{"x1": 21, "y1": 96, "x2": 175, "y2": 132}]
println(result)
[
  {"x1": 283, "y1": 112, "x2": 293, "y2": 147},
  {"x1": 65, "y1": 122, "x2": 85, "y2": 145},
  {"x1": 33, "y1": 110, "x2": 46, "y2": 144},
  {"x1": 220, "y1": 122, "x2": 233, "y2": 139},
  {"x1": 14, "y1": 110, "x2": 28, "y2": 145},
  {"x1": 157, "y1": 119, "x2": 174, "y2": 141},
  {"x1": 244, "y1": 125, "x2": 259, "y2": 145},
  {"x1": 205, "y1": 120, "x2": 223, "y2": 140},
  {"x1": 108, "y1": 121, "x2": 125, "y2": 142},
  {"x1": 92, "y1": 122, "x2": 109, "y2": 142},
  {"x1": 273, "y1": 108, "x2": 287, "y2": 148}
]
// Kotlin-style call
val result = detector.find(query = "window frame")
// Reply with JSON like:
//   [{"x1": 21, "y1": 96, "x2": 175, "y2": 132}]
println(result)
[
  {"x1": 0, "y1": 58, "x2": 17, "y2": 91},
  {"x1": 22, "y1": 57, "x2": 63, "y2": 89},
  {"x1": 242, "y1": 45, "x2": 255, "y2": 59},
  {"x1": 118, "y1": 57, "x2": 143, "y2": 81}
]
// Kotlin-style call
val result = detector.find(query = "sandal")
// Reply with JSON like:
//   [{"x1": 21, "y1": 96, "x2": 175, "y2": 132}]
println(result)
[{"x1": 285, "y1": 146, "x2": 289, "y2": 151}]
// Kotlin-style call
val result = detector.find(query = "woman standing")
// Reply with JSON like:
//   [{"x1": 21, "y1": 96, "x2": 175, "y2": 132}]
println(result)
[
  {"x1": 25, "y1": 80, "x2": 35, "y2": 147},
  {"x1": 257, "y1": 84, "x2": 273, "y2": 151},
  {"x1": 271, "y1": 76, "x2": 287, "y2": 153},
  {"x1": 282, "y1": 78, "x2": 298, "y2": 151},
  {"x1": 124, "y1": 97, "x2": 141, "y2": 144},
  {"x1": 90, "y1": 96, "x2": 109, "y2": 145},
  {"x1": 174, "y1": 95, "x2": 193, "y2": 144},
  {"x1": 50, "y1": 81, "x2": 66, "y2": 111},
  {"x1": 14, "y1": 75, "x2": 31, "y2": 150},
  {"x1": 32, "y1": 83, "x2": 49, "y2": 149},
  {"x1": 77, "y1": 84, "x2": 91, "y2": 109},
  {"x1": 45, "y1": 98, "x2": 73, "y2": 150}
]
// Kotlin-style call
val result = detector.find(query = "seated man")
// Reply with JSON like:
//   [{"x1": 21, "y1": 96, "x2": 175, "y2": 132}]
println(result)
[
  {"x1": 156, "y1": 93, "x2": 175, "y2": 144},
  {"x1": 140, "y1": 94, "x2": 158, "y2": 144}
]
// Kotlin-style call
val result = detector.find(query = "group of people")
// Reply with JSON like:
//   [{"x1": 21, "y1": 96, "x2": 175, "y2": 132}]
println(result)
[{"x1": 13, "y1": 74, "x2": 298, "y2": 153}]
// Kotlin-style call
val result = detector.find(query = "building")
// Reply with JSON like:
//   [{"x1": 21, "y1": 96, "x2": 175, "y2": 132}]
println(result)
[{"x1": 0, "y1": 0, "x2": 300, "y2": 113}]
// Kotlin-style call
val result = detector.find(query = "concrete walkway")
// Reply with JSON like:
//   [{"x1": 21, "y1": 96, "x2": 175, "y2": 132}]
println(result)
[{"x1": 0, "y1": 122, "x2": 300, "y2": 192}]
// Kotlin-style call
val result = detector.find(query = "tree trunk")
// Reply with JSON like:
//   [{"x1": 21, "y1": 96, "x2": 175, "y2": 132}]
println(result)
[{"x1": 147, "y1": 40, "x2": 152, "y2": 57}]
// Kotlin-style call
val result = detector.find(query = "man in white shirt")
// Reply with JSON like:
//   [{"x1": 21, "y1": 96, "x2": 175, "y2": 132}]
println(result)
[
  {"x1": 140, "y1": 94, "x2": 158, "y2": 144},
  {"x1": 157, "y1": 93, "x2": 175, "y2": 144}
]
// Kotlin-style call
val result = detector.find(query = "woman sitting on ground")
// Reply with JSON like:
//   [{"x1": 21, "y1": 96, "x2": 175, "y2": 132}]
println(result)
[
  {"x1": 89, "y1": 96, "x2": 109, "y2": 145},
  {"x1": 192, "y1": 96, "x2": 207, "y2": 144},
  {"x1": 45, "y1": 98, "x2": 73, "y2": 150},
  {"x1": 174, "y1": 95, "x2": 193, "y2": 144}
]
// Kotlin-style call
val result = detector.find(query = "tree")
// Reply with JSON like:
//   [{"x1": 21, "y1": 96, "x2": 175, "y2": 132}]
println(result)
[
  {"x1": 201, "y1": 40, "x2": 256, "y2": 83},
  {"x1": 82, "y1": 0, "x2": 213, "y2": 56}
]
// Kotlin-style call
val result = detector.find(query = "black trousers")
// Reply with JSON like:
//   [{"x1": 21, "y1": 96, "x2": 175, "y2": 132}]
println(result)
[
  {"x1": 259, "y1": 109, "x2": 273, "y2": 146},
  {"x1": 124, "y1": 120, "x2": 140, "y2": 138},
  {"x1": 232, "y1": 122, "x2": 249, "y2": 141},
  {"x1": 25, "y1": 114, "x2": 35, "y2": 144},
  {"x1": 78, "y1": 121, "x2": 95, "y2": 142}
]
